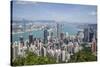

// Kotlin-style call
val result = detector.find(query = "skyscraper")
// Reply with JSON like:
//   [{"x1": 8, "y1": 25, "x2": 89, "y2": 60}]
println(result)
[
  {"x1": 13, "y1": 42, "x2": 18, "y2": 60},
  {"x1": 29, "y1": 34, "x2": 33, "y2": 45},
  {"x1": 57, "y1": 23, "x2": 60, "y2": 39},
  {"x1": 60, "y1": 32, "x2": 64, "y2": 40},
  {"x1": 44, "y1": 28, "x2": 48, "y2": 44},
  {"x1": 48, "y1": 29, "x2": 53, "y2": 42},
  {"x1": 84, "y1": 28, "x2": 89, "y2": 42},
  {"x1": 91, "y1": 36, "x2": 97, "y2": 54},
  {"x1": 84, "y1": 24, "x2": 97, "y2": 42},
  {"x1": 89, "y1": 32, "x2": 94, "y2": 42},
  {"x1": 20, "y1": 36, "x2": 24, "y2": 43},
  {"x1": 19, "y1": 36, "x2": 24, "y2": 47}
]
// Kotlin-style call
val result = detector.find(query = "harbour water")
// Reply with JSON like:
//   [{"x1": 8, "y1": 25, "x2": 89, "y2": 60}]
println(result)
[{"x1": 12, "y1": 23, "x2": 79, "y2": 43}]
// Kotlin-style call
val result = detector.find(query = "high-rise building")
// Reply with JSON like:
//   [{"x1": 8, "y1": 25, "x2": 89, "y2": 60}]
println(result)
[
  {"x1": 84, "y1": 28, "x2": 89, "y2": 42},
  {"x1": 77, "y1": 31, "x2": 84, "y2": 43},
  {"x1": 44, "y1": 28, "x2": 48, "y2": 44},
  {"x1": 29, "y1": 34, "x2": 33, "y2": 45},
  {"x1": 60, "y1": 32, "x2": 64, "y2": 40},
  {"x1": 91, "y1": 36, "x2": 97, "y2": 54},
  {"x1": 67, "y1": 41, "x2": 74, "y2": 55},
  {"x1": 57, "y1": 23, "x2": 62, "y2": 39},
  {"x1": 61, "y1": 50, "x2": 66, "y2": 62},
  {"x1": 25, "y1": 40, "x2": 29, "y2": 50},
  {"x1": 89, "y1": 32, "x2": 94, "y2": 42},
  {"x1": 48, "y1": 29, "x2": 53, "y2": 42},
  {"x1": 64, "y1": 38, "x2": 68, "y2": 44},
  {"x1": 19, "y1": 36, "x2": 24, "y2": 47},
  {"x1": 66, "y1": 32, "x2": 69, "y2": 38},
  {"x1": 57, "y1": 23, "x2": 59, "y2": 39},
  {"x1": 19, "y1": 36, "x2": 24, "y2": 43},
  {"x1": 13, "y1": 42, "x2": 18, "y2": 60},
  {"x1": 84, "y1": 24, "x2": 97, "y2": 42},
  {"x1": 50, "y1": 32, "x2": 53, "y2": 42}
]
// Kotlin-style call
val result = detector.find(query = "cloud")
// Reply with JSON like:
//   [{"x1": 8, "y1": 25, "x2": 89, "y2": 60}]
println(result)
[{"x1": 90, "y1": 11, "x2": 97, "y2": 16}]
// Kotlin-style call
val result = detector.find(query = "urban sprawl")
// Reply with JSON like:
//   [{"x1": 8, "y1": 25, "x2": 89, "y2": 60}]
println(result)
[{"x1": 11, "y1": 23, "x2": 97, "y2": 64}]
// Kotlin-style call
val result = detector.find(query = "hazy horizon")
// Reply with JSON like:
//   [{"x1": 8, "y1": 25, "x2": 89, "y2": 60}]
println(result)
[{"x1": 12, "y1": 1, "x2": 97, "y2": 23}]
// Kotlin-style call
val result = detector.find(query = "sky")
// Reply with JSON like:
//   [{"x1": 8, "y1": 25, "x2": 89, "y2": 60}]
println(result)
[{"x1": 12, "y1": 1, "x2": 97, "y2": 23}]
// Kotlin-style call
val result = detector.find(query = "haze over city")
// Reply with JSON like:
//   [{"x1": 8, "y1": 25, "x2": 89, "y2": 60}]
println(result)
[
  {"x1": 13, "y1": 1, "x2": 97, "y2": 23},
  {"x1": 11, "y1": 1, "x2": 97, "y2": 66}
]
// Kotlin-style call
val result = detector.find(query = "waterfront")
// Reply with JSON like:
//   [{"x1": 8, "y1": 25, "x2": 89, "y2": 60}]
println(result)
[
  {"x1": 11, "y1": 1, "x2": 97, "y2": 66},
  {"x1": 12, "y1": 23, "x2": 79, "y2": 42},
  {"x1": 11, "y1": 23, "x2": 97, "y2": 66}
]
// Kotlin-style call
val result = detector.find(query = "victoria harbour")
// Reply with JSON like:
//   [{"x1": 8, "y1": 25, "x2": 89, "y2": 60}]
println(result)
[
  {"x1": 12, "y1": 22, "x2": 79, "y2": 42},
  {"x1": 11, "y1": 1, "x2": 97, "y2": 66}
]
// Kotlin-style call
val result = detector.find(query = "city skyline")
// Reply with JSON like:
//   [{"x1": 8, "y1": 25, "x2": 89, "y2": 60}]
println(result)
[
  {"x1": 12, "y1": 1, "x2": 97, "y2": 23},
  {"x1": 11, "y1": 1, "x2": 97, "y2": 66}
]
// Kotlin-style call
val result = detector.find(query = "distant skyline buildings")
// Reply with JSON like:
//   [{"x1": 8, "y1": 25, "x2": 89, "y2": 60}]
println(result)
[
  {"x1": 11, "y1": 1, "x2": 97, "y2": 65},
  {"x1": 12, "y1": 1, "x2": 97, "y2": 23}
]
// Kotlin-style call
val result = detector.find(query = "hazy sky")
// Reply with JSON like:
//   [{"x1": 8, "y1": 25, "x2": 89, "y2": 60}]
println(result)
[{"x1": 12, "y1": 1, "x2": 97, "y2": 23}]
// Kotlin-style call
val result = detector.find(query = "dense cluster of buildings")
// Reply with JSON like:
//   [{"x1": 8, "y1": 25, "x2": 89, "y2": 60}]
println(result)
[
  {"x1": 83, "y1": 24, "x2": 97, "y2": 55},
  {"x1": 11, "y1": 23, "x2": 97, "y2": 62}
]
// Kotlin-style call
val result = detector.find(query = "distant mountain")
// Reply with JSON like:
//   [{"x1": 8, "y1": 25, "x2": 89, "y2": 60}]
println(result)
[
  {"x1": 12, "y1": 20, "x2": 56, "y2": 23},
  {"x1": 12, "y1": 19, "x2": 97, "y2": 25}
]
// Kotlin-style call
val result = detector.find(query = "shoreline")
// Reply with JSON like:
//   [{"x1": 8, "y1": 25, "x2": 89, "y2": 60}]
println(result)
[{"x1": 12, "y1": 28, "x2": 42, "y2": 35}]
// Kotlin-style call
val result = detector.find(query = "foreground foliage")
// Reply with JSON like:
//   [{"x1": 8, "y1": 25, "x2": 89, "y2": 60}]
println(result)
[
  {"x1": 69, "y1": 43, "x2": 97, "y2": 62},
  {"x1": 12, "y1": 43, "x2": 97, "y2": 66},
  {"x1": 12, "y1": 52, "x2": 56, "y2": 66}
]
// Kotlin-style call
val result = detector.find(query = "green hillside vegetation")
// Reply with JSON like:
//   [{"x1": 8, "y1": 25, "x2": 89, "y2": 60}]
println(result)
[
  {"x1": 12, "y1": 43, "x2": 97, "y2": 66},
  {"x1": 12, "y1": 52, "x2": 56, "y2": 66},
  {"x1": 69, "y1": 43, "x2": 97, "y2": 62}
]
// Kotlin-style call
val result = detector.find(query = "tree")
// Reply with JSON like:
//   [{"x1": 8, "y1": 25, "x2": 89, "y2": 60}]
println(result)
[
  {"x1": 12, "y1": 52, "x2": 56, "y2": 66},
  {"x1": 69, "y1": 46, "x2": 97, "y2": 62}
]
